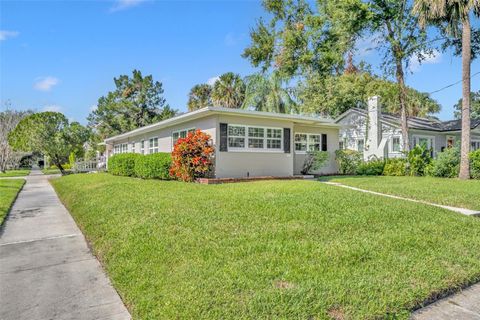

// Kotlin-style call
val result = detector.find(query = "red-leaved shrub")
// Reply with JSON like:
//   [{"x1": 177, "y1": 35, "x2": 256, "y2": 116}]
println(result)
[{"x1": 170, "y1": 130, "x2": 214, "y2": 182}]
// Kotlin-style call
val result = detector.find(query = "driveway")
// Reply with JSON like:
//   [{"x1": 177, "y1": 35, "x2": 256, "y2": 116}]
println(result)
[{"x1": 0, "y1": 169, "x2": 131, "y2": 320}]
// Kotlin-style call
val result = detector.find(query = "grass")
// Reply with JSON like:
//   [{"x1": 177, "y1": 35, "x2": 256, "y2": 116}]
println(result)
[
  {"x1": 320, "y1": 176, "x2": 480, "y2": 210},
  {"x1": 0, "y1": 169, "x2": 30, "y2": 177},
  {"x1": 0, "y1": 179, "x2": 25, "y2": 225},
  {"x1": 42, "y1": 168, "x2": 71, "y2": 175},
  {"x1": 51, "y1": 173, "x2": 480, "y2": 320}
]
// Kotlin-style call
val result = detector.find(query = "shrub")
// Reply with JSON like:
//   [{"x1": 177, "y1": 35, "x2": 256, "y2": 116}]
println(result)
[
  {"x1": 134, "y1": 153, "x2": 172, "y2": 179},
  {"x1": 108, "y1": 153, "x2": 140, "y2": 176},
  {"x1": 383, "y1": 158, "x2": 407, "y2": 176},
  {"x1": 335, "y1": 149, "x2": 362, "y2": 175},
  {"x1": 406, "y1": 145, "x2": 432, "y2": 176},
  {"x1": 470, "y1": 149, "x2": 480, "y2": 179},
  {"x1": 427, "y1": 146, "x2": 460, "y2": 178},
  {"x1": 170, "y1": 130, "x2": 214, "y2": 182},
  {"x1": 356, "y1": 159, "x2": 385, "y2": 176},
  {"x1": 301, "y1": 151, "x2": 329, "y2": 175}
]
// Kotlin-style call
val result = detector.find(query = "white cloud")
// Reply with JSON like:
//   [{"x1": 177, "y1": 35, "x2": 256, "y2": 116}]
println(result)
[
  {"x1": 409, "y1": 49, "x2": 442, "y2": 72},
  {"x1": 42, "y1": 105, "x2": 62, "y2": 112},
  {"x1": 0, "y1": 30, "x2": 19, "y2": 41},
  {"x1": 110, "y1": 0, "x2": 146, "y2": 12},
  {"x1": 207, "y1": 76, "x2": 220, "y2": 86},
  {"x1": 355, "y1": 34, "x2": 380, "y2": 57},
  {"x1": 33, "y1": 76, "x2": 59, "y2": 91}
]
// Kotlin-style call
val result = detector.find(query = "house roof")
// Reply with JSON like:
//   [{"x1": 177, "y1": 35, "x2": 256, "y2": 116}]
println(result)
[
  {"x1": 336, "y1": 107, "x2": 480, "y2": 132},
  {"x1": 105, "y1": 107, "x2": 340, "y2": 143}
]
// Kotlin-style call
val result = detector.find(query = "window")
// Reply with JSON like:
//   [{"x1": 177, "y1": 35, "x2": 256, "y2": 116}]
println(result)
[
  {"x1": 121, "y1": 143, "x2": 128, "y2": 153},
  {"x1": 447, "y1": 136, "x2": 455, "y2": 148},
  {"x1": 472, "y1": 140, "x2": 480, "y2": 151},
  {"x1": 413, "y1": 135, "x2": 434, "y2": 157},
  {"x1": 227, "y1": 125, "x2": 282, "y2": 151},
  {"x1": 149, "y1": 137, "x2": 158, "y2": 153},
  {"x1": 140, "y1": 140, "x2": 145, "y2": 154},
  {"x1": 294, "y1": 133, "x2": 322, "y2": 152},
  {"x1": 339, "y1": 141, "x2": 344, "y2": 150},
  {"x1": 392, "y1": 137, "x2": 401, "y2": 152},
  {"x1": 114, "y1": 145, "x2": 120, "y2": 154},
  {"x1": 357, "y1": 139, "x2": 364, "y2": 152},
  {"x1": 131, "y1": 142, "x2": 136, "y2": 153},
  {"x1": 172, "y1": 128, "x2": 196, "y2": 145}
]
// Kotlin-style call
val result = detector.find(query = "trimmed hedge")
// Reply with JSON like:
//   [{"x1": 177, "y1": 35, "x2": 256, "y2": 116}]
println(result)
[
  {"x1": 383, "y1": 158, "x2": 407, "y2": 176},
  {"x1": 135, "y1": 153, "x2": 171, "y2": 179},
  {"x1": 356, "y1": 159, "x2": 385, "y2": 176},
  {"x1": 108, "y1": 153, "x2": 141, "y2": 177}
]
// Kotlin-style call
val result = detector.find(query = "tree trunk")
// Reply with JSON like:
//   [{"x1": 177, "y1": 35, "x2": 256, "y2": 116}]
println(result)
[
  {"x1": 459, "y1": 16, "x2": 471, "y2": 180},
  {"x1": 395, "y1": 57, "x2": 409, "y2": 153},
  {"x1": 53, "y1": 155, "x2": 66, "y2": 175}
]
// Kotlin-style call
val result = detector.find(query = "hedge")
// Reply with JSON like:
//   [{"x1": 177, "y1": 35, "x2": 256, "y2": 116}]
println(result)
[
  {"x1": 134, "y1": 153, "x2": 171, "y2": 179},
  {"x1": 470, "y1": 149, "x2": 480, "y2": 179},
  {"x1": 108, "y1": 153, "x2": 141, "y2": 177}
]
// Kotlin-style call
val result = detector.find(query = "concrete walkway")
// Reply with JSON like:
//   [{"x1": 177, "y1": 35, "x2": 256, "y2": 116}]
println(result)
[
  {"x1": 322, "y1": 181, "x2": 480, "y2": 216},
  {"x1": 411, "y1": 283, "x2": 480, "y2": 319},
  {"x1": 0, "y1": 169, "x2": 130, "y2": 320}
]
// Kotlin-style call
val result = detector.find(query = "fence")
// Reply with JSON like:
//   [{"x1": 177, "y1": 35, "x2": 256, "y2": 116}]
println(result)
[{"x1": 73, "y1": 160, "x2": 106, "y2": 173}]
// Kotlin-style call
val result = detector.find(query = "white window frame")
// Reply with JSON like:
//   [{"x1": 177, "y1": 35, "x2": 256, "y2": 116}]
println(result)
[
  {"x1": 114, "y1": 144, "x2": 120, "y2": 154},
  {"x1": 140, "y1": 140, "x2": 145, "y2": 154},
  {"x1": 172, "y1": 127, "x2": 196, "y2": 146},
  {"x1": 148, "y1": 137, "x2": 159, "y2": 154},
  {"x1": 446, "y1": 135, "x2": 456, "y2": 148},
  {"x1": 390, "y1": 136, "x2": 402, "y2": 153},
  {"x1": 294, "y1": 133, "x2": 322, "y2": 154},
  {"x1": 121, "y1": 143, "x2": 128, "y2": 154},
  {"x1": 131, "y1": 141, "x2": 136, "y2": 153},
  {"x1": 412, "y1": 134, "x2": 435, "y2": 150},
  {"x1": 227, "y1": 124, "x2": 283, "y2": 152},
  {"x1": 471, "y1": 139, "x2": 480, "y2": 151}
]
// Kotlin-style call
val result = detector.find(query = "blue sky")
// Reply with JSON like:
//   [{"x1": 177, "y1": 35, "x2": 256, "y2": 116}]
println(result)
[{"x1": 1, "y1": 0, "x2": 479, "y2": 124}]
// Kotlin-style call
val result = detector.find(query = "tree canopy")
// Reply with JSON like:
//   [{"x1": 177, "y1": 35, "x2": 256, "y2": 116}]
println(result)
[
  {"x1": 8, "y1": 112, "x2": 90, "y2": 174},
  {"x1": 454, "y1": 90, "x2": 480, "y2": 119},
  {"x1": 187, "y1": 84, "x2": 212, "y2": 111},
  {"x1": 211, "y1": 72, "x2": 246, "y2": 108},
  {"x1": 297, "y1": 71, "x2": 440, "y2": 118},
  {"x1": 88, "y1": 69, "x2": 176, "y2": 138}
]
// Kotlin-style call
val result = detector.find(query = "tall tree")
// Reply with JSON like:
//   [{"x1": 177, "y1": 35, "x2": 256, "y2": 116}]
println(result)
[
  {"x1": 211, "y1": 72, "x2": 246, "y2": 108},
  {"x1": 454, "y1": 90, "x2": 480, "y2": 119},
  {"x1": 242, "y1": 0, "x2": 370, "y2": 77},
  {"x1": 187, "y1": 84, "x2": 212, "y2": 111},
  {"x1": 242, "y1": 72, "x2": 297, "y2": 113},
  {"x1": 0, "y1": 104, "x2": 33, "y2": 172},
  {"x1": 9, "y1": 112, "x2": 90, "y2": 175},
  {"x1": 414, "y1": 0, "x2": 480, "y2": 179},
  {"x1": 88, "y1": 70, "x2": 176, "y2": 138},
  {"x1": 363, "y1": 0, "x2": 435, "y2": 153}
]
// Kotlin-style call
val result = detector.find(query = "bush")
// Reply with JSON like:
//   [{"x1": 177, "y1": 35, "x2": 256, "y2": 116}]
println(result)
[
  {"x1": 301, "y1": 151, "x2": 329, "y2": 174},
  {"x1": 108, "y1": 153, "x2": 140, "y2": 176},
  {"x1": 470, "y1": 149, "x2": 480, "y2": 179},
  {"x1": 170, "y1": 130, "x2": 214, "y2": 182},
  {"x1": 406, "y1": 145, "x2": 432, "y2": 176},
  {"x1": 335, "y1": 149, "x2": 362, "y2": 175},
  {"x1": 383, "y1": 158, "x2": 407, "y2": 176},
  {"x1": 134, "y1": 153, "x2": 172, "y2": 179},
  {"x1": 356, "y1": 159, "x2": 385, "y2": 176},
  {"x1": 427, "y1": 146, "x2": 460, "y2": 178}
]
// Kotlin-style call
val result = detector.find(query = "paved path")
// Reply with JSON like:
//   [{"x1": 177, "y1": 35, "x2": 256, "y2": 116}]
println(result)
[
  {"x1": 0, "y1": 169, "x2": 131, "y2": 320},
  {"x1": 322, "y1": 181, "x2": 480, "y2": 216},
  {"x1": 411, "y1": 283, "x2": 480, "y2": 319}
]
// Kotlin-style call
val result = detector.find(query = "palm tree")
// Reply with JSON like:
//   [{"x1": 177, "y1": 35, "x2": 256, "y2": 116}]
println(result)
[
  {"x1": 211, "y1": 72, "x2": 246, "y2": 108},
  {"x1": 242, "y1": 72, "x2": 297, "y2": 113},
  {"x1": 414, "y1": 0, "x2": 480, "y2": 179},
  {"x1": 187, "y1": 84, "x2": 212, "y2": 111}
]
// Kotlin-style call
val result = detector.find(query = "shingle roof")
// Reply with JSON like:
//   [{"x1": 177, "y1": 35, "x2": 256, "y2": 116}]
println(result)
[{"x1": 346, "y1": 108, "x2": 480, "y2": 132}]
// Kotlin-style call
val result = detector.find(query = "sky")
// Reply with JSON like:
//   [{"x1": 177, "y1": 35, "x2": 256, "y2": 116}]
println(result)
[{"x1": 1, "y1": 0, "x2": 479, "y2": 124}]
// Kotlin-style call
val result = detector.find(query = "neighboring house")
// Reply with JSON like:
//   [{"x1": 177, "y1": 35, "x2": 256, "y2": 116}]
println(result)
[
  {"x1": 336, "y1": 96, "x2": 480, "y2": 160},
  {"x1": 104, "y1": 107, "x2": 341, "y2": 178}
]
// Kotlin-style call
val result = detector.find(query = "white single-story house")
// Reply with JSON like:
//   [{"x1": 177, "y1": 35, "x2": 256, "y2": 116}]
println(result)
[
  {"x1": 336, "y1": 96, "x2": 480, "y2": 160},
  {"x1": 104, "y1": 107, "x2": 341, "y2": 178}
]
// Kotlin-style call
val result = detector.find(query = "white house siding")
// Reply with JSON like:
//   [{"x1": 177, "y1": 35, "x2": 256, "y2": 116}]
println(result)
[
  {"x1": 214, "y1": 114, "x2": 294, "y2": 178},
  {"x1": 109, "y1": 115, "x2": 217, "y2": 155},
  {"x1": 293, "y1": 125, "x2": 339, "y2": 175}
]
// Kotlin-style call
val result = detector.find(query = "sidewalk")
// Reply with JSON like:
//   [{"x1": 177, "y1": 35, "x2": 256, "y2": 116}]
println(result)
[{"x1": 0, "y1": 169, "x2": 130, "y2": 320}]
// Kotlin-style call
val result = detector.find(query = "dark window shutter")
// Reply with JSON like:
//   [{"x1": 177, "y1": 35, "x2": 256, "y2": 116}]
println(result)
[
  {"x1": 321, "y1": 134, "x2": 327, "y2": 151},
  {"x1": 284, "y1": 128, "x2": 291, "y2": 153},
  {"x1": 219, "y1": 123, "x2": 228, "y2": 152}
]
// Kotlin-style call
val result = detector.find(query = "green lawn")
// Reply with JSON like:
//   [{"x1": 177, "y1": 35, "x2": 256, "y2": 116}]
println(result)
[
  {"x1": 42, "y1": 168, "x2": 71, "y2": 175},
  {"x1": 321, "y1": 176, "x2": 480, "y2": 210},
  {"x1": 51, "y1": 174, "x2": 480, "y2": 320},
  {"x1": 0, "y1": 169, "x2": 30, "y2": 177},
  {"x1": 0, "y1": 179, "x2": 25, "y2": 225}
]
